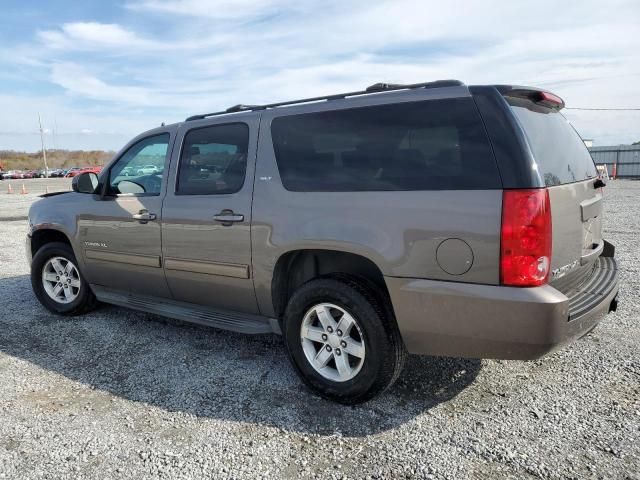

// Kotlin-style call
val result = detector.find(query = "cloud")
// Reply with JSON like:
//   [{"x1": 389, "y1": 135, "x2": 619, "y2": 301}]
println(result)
[
  {"x1": 38, "y1": 22, "x2": 156, "y2": 51},
  {"x1": 50, "y1": 63, "x2": 156, "y2": 105},
  {"x1": 2, "y1": 0, "x2": 639, "y2": 150},
  {"x1": 126, "y1": 0, "x2": 287, "y2": 19}
]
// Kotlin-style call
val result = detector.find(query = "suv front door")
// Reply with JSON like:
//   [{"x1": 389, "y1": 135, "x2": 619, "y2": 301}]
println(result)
[
  {"x1": 79, "y1": 131, "x2": 173, "y2": 297},
  {"x1": 161, "y1": 118, "x2": 259, "y2": 314}
]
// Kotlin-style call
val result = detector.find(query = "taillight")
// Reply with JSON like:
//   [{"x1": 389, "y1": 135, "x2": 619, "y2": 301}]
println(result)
[{"x1": 500, "y1": 189, "x2": 552, "y2": 287}]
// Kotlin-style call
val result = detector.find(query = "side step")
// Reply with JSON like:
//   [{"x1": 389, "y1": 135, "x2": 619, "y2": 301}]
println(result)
[{"x1": 92, "y1": 286, "x2": 280, "y2": 335}]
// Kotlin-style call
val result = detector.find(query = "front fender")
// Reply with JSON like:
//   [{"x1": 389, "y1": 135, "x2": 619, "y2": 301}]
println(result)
[{"x1": 27, "y1": 194, "x2": 86, "y2": 270}]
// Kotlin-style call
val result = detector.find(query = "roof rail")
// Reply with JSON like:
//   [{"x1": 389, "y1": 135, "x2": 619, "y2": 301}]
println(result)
[
  {"x1": 185, "y1": 79, "x2": 464, "y2": 121},
  {"x1": 226, "y1": 104, "x2": 261, "y2": 113}
]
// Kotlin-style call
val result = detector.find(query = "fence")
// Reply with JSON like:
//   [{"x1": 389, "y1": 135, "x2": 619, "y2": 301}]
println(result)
[{"x1": 589, "y1": 145, "x2": 640, "y2": 178}]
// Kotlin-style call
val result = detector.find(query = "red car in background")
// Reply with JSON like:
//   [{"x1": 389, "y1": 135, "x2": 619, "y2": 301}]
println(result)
[{"x1": 64, "y1": 166, "x2": 102, "y2": 178}]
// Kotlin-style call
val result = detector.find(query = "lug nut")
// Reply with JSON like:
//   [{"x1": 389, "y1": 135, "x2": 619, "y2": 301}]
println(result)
[
  {"x1": 341, "y1": 340, "x2": 347, "y2": 348},
  {"x1": 327, "y1": 326, "x2": 333, "y2": 333},
  {"x1": 336, "y1": 329, "x2": 343, "y2": 337},
  {"x1": 56, "y1": 276, "x2": 60, "y2": 280},
  {"x1": 326, "y1": 345, "x2": 332, "y2": 352},
  {"x1": 335, "y1": 349, "x2": 341, "y2": 356},
  {"x1": 321, "y1": 334, "x2": 328, "y2": 341}
]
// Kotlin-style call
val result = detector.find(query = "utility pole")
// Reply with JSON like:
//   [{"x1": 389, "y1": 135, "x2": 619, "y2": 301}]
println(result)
[
  {"x1": 38, "y1": 113, "x2": 49, "y2": 177},
  {"x1": 53, "y1": 115, "x2": 58, "y2": 151}
]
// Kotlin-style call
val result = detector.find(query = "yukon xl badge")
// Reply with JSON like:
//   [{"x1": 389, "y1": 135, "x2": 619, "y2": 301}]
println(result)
[
  {"x1": 84, "y1": 241, "x2": 108, "y2": 248},
  {"x1": 551, "y1": 260, "x2": 580, "y2": 280}
]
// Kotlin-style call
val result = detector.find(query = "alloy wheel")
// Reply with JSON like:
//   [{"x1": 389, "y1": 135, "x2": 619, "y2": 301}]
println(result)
[{"x1": 300, "y1": 303, "x2": 366, "y2": 382}]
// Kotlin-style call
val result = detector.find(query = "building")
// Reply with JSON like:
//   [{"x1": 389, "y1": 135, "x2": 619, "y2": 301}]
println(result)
[{"x1": 589, "y1": 144, "x2": 640, "y2": 178}]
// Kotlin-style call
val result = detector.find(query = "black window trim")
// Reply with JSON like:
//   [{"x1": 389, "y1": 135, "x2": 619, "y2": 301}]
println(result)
[
  {"x1": 174, "y1": 121, "x2": 250, "y2": 196},
  {"x1": 104, "y1": 132, "x2": 172, "y2": 198}
]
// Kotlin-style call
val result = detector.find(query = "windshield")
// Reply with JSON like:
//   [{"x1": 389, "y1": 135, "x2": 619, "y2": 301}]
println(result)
[{"x1": 508, "y1": 98, "x2": 597, "y2": 186}]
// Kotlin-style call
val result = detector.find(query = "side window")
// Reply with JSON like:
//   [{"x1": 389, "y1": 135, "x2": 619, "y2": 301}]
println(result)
[
  {"x1": 177, "y1": 123, "x2": 249, "y2": 195},
  {"x1": 270, "y1": 98, "x2": 500, "y2": 191},
  {"x1": 108, "y1": 133, "x2": 170, "y2": 196}
]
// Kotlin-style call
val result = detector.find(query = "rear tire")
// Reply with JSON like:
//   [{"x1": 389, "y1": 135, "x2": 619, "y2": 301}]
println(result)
[
  {"x1": 283, "y1": 277, "x2": 406, "y2": 404},
  {"x1": 31, "y1": 242, "x2": 97, "y2": 316}
]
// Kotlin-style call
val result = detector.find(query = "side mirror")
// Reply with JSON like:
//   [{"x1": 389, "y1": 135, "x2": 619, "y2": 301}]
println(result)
[{"x1": 72, "y1": 172, "x2": 99, "y2": 194}]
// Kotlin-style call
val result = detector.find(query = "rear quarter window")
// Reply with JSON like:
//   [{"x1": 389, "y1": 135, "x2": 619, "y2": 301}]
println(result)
[
  {"x1": 270, "y1": 98, "x2": 501, "y2": 192},
  {"x1": 508, "y1": 98, "x2": 597, "y2": 186}
]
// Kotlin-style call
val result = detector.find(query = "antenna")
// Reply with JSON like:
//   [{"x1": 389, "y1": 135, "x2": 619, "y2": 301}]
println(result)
[{"x1": 38, "y1": 113, "x2": 49, "y2": 178}]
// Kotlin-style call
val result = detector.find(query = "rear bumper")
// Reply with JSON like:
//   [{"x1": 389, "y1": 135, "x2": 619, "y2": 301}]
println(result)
[{"x1": 386, "y1": 255, "x2": 619, "y2": 360}]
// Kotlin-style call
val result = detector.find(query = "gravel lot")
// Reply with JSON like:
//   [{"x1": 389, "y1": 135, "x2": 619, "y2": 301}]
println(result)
[
  {"x1": 0, "y1": 178, "x2": 71, "y2": 221},
  {"x1": 0, "y1": 181, "x2": 638, "y2": 479}
]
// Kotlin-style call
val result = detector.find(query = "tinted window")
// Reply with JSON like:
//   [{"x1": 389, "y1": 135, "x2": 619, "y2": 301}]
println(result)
[
  {"x1": 270, "y1": 98, "x2": 500, "y2": 191},
  {"x1": 508, "y1": 99, "x2": 597, "y2": 186},
  {"x1": 109, "y1": 133, "x2": 169, "y2": 196},
  {"x1": 177, "y1": 123, "x2": 249, "y2": 195}
]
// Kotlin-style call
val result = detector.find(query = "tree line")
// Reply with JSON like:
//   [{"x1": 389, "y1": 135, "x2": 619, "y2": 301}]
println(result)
[{"x1": 0, "y1": 149, "x2": 115, "y2": 171}]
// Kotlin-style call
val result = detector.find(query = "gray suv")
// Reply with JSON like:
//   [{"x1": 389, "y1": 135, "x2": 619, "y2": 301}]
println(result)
[{"x1": 27, "y1": 80, "x2": 619, "y2": 404}]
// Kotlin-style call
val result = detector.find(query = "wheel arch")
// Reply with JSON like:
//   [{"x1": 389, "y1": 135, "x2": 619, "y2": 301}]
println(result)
[
  {"x1": 271, "y1": 248, "x2": 392, "y2": 319},
  {"x1": 30, "y1": 227, "x2": 73, "y2": 257}
]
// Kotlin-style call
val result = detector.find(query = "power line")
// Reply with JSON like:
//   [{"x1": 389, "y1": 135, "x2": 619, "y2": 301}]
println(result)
[{"x1": 565, "y1": 107, "x2": 640, "y2": 111}]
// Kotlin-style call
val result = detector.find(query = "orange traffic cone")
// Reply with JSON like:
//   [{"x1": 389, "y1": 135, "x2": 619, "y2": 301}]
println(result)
[
  {"x1": 7, "y1": 183, "x2": 12, "y2": 194},
  {"x1": 20, "y1": 183, "x2": 27, "y2": 194}
]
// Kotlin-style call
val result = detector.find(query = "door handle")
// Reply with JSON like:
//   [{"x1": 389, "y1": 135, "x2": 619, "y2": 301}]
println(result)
[
  {"x1": 132, "y1": 210, "x2": 157, "y2": 224},
  {"x1": 213, "y1": 210, "x2": 244, "y2": 226}
]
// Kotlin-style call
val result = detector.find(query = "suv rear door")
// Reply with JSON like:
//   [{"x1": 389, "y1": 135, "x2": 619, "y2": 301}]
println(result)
[
  {"x1": 160, "y1": 116, "x2": 260, "y2": 314},
  {"x1": 505, "y1": 95, "x2": 602, "y2": 291}
]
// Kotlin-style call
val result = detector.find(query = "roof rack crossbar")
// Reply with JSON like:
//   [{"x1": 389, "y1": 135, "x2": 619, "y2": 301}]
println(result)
[{"x1": 185, "y1": 79, "x2": 463, "y2": 121}]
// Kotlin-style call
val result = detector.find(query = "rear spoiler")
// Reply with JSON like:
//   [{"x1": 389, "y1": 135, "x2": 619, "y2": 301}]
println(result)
[{"x1": 494, "y1": 85, "x2": 565, "y2": 110}]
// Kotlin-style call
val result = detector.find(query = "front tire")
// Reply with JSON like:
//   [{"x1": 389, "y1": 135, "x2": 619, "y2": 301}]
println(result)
[
  {"x1": 283, "y1": 277, "x2": 406, "y2": 404},
  {"x1": 31, "y1": 242, "x2": 97, "y2": 316}
]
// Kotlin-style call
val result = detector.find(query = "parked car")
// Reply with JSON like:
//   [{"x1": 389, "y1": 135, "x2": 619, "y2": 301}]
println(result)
[
  {"x1": 63, "y1": 167, "x2": 84, "y2": 178},
  {"x1": 81, "y1": 166, "x2": 102, "y2": 175},
  {"x1": 136, "y1": 164, "x2": 160, "y2": 176},
  {"x1": 48, "y1": 169, "x2": 65, "y2": 178},
  {"x1": 2, "y1": 170, "x2": 24, "y2": 179},
  {"x1": 35, "y1": 169, "x2": 51, "y2": 178},
  {"x1": 27, "y1": 80, "x2": 619, "y2": 404},
  {"x1": 65, "y1": 166, "x2": 102, "y2": 177}
]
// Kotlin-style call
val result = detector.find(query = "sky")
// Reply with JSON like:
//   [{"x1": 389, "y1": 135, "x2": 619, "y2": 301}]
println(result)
[{"x1": 0, "y1": 0, "x2": 639, "y2": 152}]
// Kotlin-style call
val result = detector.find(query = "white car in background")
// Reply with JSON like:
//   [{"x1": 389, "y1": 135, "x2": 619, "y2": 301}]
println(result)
[{"x1": 136, "y1": 165, "x2": 160, "y2": 176}]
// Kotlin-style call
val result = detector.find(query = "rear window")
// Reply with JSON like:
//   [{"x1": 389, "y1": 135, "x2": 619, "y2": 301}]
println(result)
[
  {"x1": 508, "y1": 98, "x2": 597, "y2": 186},
  {"x1": 270, "y1": 98, "x2": 500, "y2": 192}
]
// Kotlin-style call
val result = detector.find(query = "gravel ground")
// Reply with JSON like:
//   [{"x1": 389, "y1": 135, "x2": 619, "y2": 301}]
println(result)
[
  {"x1": 0, "y1": 181, "x2": 638, "y2": 479},
  {"x1": 0, "y1": 178, "x2": 71, "y2": 220}
]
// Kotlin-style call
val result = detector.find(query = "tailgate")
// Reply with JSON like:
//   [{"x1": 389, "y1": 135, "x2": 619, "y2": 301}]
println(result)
[
  {"x1": 505, "y1": 92, "x2": 601, "y2": 293},
  {"x1": 547, "y1": 180, "x2": 603, "y2": 293}
]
